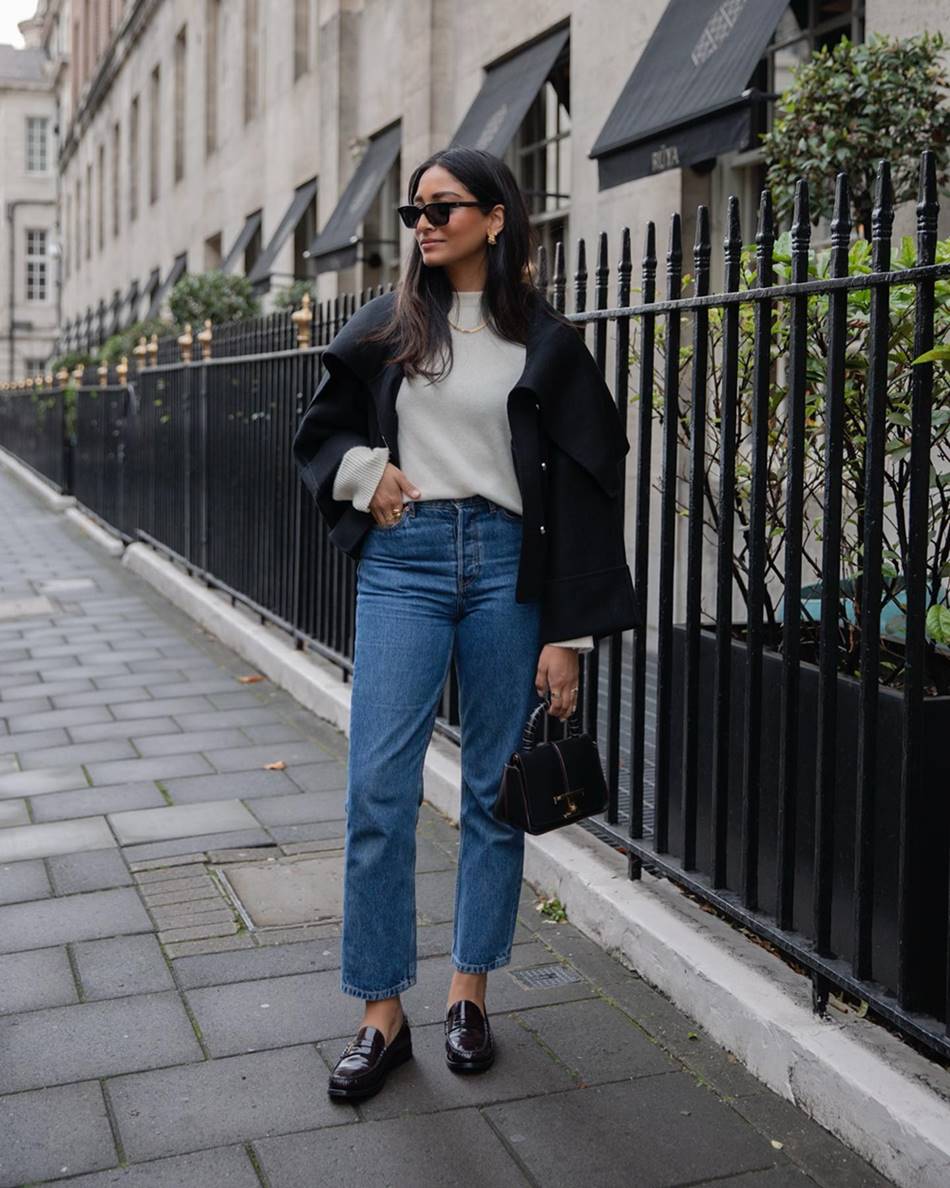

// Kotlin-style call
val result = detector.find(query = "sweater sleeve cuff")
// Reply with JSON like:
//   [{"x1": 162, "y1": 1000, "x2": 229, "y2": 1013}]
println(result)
[
  {"x1": 549, "y1": 635, "x2": 595, "y2": 653},
  {"x1": 332, "y1": 445, "x2": 390, "y2": 512}
]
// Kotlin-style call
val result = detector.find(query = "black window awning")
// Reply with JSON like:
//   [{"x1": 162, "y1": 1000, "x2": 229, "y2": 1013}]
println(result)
[
  {"x1": 248, "y1": 178, "x2": 318, "y2": 288},
  {"x1": 307, "y1": 122, "x2": 401, "y2": 274},
  {"x1": 146, "y1": 253, "x2": 187, "y2": 320},
  {"x1": 450, "y1": 25, "x2": 568, "y2": 157},
  {"x1": 589, "y1": 0, "x2": 788, "y2": 189},
  {"x1": 221, "y1": 210, "x2": 263, "y2": 274},
  {"x1": 123, "y1": 277, "x2": 139, "y2": 329},
  {"x1": 109, "y1": 289, "x2": 122, "y2": 336}
]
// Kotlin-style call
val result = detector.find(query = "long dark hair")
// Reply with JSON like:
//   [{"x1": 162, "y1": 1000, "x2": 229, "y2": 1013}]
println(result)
[{"x1": 360, "y1": 147, "x2": 561, "y2": 382}]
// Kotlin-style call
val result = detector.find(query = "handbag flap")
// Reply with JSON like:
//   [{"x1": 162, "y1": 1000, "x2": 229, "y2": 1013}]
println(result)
[{"x1": 514, "y1": 735, "x2": 607, "y2": 831}]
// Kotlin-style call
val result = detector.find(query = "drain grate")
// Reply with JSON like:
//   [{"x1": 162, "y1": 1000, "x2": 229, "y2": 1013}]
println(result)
[{"x1": 509, "y1": 962, "x2": 584, "y2": 990}]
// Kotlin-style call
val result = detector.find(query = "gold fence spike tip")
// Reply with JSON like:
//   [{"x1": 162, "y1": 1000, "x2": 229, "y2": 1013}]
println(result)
[
  {"x1": 56, "y1": 367, "x2": 70, "y2": 385},
  {"x1": 177, "y1": 322, "x2": 194, "y2": 363},
  {"x1": 197, "y1": 318, "x2": 213, "y2": 360},
  {"x1": 292, "y1": 291, "x2": 313, "y2": 349},
  {"x1": 116, "y1": 355, "x2": 129, "y2": 384},
  {"x1": 97, "y1": 361, "x2": 109, "y2": 384},
  {"x1": 147, "y1": 333, "x2": 159, "y2": 366}
]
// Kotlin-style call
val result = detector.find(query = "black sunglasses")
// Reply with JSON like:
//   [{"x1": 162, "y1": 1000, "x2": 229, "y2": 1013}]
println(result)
[{"x1": 396, "y1": 201, "x2": 487, "y2": 229}]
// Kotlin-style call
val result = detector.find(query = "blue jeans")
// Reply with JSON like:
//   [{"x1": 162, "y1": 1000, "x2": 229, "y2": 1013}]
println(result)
[{"x1": 341, "y1": 495, "x2": 542, "y2": 1000}]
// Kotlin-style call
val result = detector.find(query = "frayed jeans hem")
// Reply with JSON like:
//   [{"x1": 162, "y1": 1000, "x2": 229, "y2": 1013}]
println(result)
[{"x1": 340, "y1": 972, "x2": 416, "y2": 1001}]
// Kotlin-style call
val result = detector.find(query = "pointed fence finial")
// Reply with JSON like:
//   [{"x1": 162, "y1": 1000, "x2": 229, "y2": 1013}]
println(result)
[{"x1": 693, "y1": 205, "x2": 710, "y2": 297}]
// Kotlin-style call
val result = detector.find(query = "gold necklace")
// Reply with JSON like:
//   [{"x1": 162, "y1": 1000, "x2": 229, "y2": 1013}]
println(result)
[{"x1": 447, "y1": 317, "x2": 488, "y2": 333}]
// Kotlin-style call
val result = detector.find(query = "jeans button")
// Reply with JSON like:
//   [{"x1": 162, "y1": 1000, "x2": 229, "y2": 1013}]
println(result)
[{"x1": 539, "y1": 525, "x2": 546, "y2": 535}]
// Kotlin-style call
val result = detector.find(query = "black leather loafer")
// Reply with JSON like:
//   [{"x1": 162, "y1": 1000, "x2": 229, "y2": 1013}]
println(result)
[
  {"x1": 327, "y1": 1017, "x2": 413, "y2": 1101},
  {"x1": 444, "y1": 999, "x2": 494, "y2": 1072}
]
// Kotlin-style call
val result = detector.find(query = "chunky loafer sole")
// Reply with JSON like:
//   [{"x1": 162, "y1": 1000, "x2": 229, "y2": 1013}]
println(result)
[
  {"x1": 445, "y1": 1042, "x2": 494, "y2": 1073},
  {"x1": 327, "y1": 1022, "x2": 413, "y2": 1101}
]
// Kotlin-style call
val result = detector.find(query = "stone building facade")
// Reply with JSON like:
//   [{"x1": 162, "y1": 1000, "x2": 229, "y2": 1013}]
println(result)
[
  {"x1": 17, "y1": 0, "x2": 950, "y2": 363},
  {"x1": 0, "y1": 39, "x2": 57, "y2": 381}
]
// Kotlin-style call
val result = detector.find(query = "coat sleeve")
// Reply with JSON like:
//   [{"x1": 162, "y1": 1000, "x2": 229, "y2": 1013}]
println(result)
[
  {"x1": 292, "y1": 354, "x2": 377, "y2": 536},
  {"x1": 538, "y1": 334, "x2": 641, "y2": 644}
]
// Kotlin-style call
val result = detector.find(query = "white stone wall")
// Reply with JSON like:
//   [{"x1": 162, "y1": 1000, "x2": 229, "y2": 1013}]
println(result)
[{"x1": 0, "y1": 82, "x2": 57, "y2": 381}]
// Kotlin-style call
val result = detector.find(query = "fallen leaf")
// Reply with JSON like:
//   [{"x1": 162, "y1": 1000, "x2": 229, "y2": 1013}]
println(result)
[
  {"x1": 264, "y1": 760, "x2": 287, "y2": 771},
  {"x1": 770, "y1": 1140, "x2": 784, "y2": 1150},
  {"x1": 238, "y1": 674, "x2": 265, "y2": 684}
]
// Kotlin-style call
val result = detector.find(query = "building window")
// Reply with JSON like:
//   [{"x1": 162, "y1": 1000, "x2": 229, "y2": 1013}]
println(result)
[
  {"x1": 749, "y1": 0, "x2": 866, "y2": 141},
  {"x1": 85, "y1": 162, "x2": 92, "y2": 258},
  {"x1": 149, "y1": 64, "x2": 161, "y2": 204},
  {"x1": 206, "y1": 0, "x2": 220, "y2": 156},
  {"x1": 294, "y1": 0, "x2": 311, "y2": 80},
  {"x1": 97, "y1": 142, "x2": 105, "y2": 251},
  {"x1": 130, "y1": 94, "x2": 139, "y2": 222},
  {"x1": 174, "y1": 24, "x2": 187, "y2": 183},
  {"x1": 504, "y1": 48, "x2": 571, "y2": 279},
  {"x1": 26, "y1": 229, "x2": 48, "y2": 302},
  {"x1": 362, "y1": 159, "x2": 401, "y2": 289},
  {"x1": 112, "y1": 120, "x2": 120, "y2": 238},
  {"x1": 75, "y1": 178, "x2": 82, "y2": 271},
  {"x1": 244, "y1": 0, "x2": 259, "y2": 124},
  {"x1": 244, "y1": 214, "x2": 262, "y2": 276},
  {"x1": 205, "y1": 232, "x2": 223, "y2": 269},
  {"x1": 26, "y1": 117, "x2": 49, "y2": 173},
  {"x1": 64, "y1": 193, "x2": 71, "y2": 279}
]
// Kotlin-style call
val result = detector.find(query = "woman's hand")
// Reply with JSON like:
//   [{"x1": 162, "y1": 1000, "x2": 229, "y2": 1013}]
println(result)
[
  {"x1": 535, "y1": 645, "x2": 580, "y2": 721},
  {"x1": 369, "y1": 463, "x2": 421, "y2": 526}
]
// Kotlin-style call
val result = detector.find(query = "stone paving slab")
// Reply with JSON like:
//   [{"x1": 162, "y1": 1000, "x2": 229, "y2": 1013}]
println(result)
[
  {"x1": 46, "y1": 846, "x2": 134, "y2": 894},
  {"x1": 0, "y1": 989, "x2": 203, "y2": 1092},
  {"x1": 49, "y1": 1146, "x2": 263, "y2": 1188},
  {"x1": 0, "y1": 798, "x2": 29, "y2": 826},
  {"x1": 30, "y1": 779, "x2": 166, "y2": 822},
  {"x1": 108, "y1": 799, "x2": 259, "y2": 843},
  {"x1": 107, "y1": 1045, "x2": 352, "y2": 1162},
  {"x1": 482, "y1": 1075, "x2": 789, "y2": 1187},
  {"x1": 253, "y1": 1109, "x2": 529, "y2": 1188},
  {"x1": 162, "y1": 767, "x2": 303, "y2": 804},
  {"x1": 0, "y1": 886, "x2": 151, "y2": 953},
  {"x1": 0, "y1": 764, "x2": 87, "y2": 799},
  {"x1": 72, "y1": 934, "x2": 176, "y2": 1000},
  {"x1": 0, "y1": 725, "x2": 70, "y2": 752},
  {"x1": 86, "y1": 753, "x2": 215, "y2": 787},
  {"x1": 0, "y1": 1081, "x2": 116, "y2": 1187},
  {"x1": 0, "y1": 945, "x2": 77, "y2": 1014},
  {"x1": 0, "y1": 856, "x2": 52, "y2": 903},
  {"x1": 0, "y1": 815, "x2": 115, "y2": 862},
  {"x1": 245, "y1": 789, "x2": 347, "y2": 825}
]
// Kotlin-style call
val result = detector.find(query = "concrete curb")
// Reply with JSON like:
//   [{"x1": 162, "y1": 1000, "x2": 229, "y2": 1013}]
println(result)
[
  {"x1": 63, "y1": 506, "x2": 125, "y2": 557},
  {"x1": 0, "y1": 446, "x2": 76, "y2": 512},
  {"x1": 119, "y1": 539, "x2": 950, "y2": 1188}
]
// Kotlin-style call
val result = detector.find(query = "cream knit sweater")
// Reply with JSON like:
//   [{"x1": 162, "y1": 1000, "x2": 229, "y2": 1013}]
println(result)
[{"x1": 332, "y1": 290, "x2": 593, "y2": 652}]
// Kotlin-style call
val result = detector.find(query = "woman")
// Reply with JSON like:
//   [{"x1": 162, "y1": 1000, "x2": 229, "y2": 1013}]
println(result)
[{"x1": 292, "y1": 147, "x2": 638, "y2": 1101}]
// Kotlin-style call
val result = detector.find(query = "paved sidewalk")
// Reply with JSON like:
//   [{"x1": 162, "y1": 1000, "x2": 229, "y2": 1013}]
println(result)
[{"x1": 0, "y1": 468, "x2": 893, "y2": 1188}]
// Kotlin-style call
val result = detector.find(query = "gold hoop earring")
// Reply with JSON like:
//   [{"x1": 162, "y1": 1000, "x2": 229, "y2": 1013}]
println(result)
[{"x1": 487, "y1": 230, "x2": 497, "y2": 245}]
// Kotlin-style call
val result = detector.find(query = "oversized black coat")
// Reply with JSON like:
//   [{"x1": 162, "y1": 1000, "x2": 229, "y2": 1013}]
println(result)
[{"x1": 291, "y1": 289, "x2": 640, "y2": 645}]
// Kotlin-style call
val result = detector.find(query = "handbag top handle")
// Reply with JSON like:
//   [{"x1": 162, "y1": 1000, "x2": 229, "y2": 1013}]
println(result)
[{"x1": 522, "y1": 697, "x2": 583, "y2": 751}]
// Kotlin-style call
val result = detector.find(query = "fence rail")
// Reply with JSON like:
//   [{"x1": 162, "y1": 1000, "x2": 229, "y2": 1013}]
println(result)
[{"x1": 2, "y1": 152, "x2": 948, "y2": 1060}]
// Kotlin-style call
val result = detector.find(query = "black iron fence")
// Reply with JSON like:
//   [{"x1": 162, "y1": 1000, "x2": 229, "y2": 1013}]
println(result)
[{"x1": 1, "y1": 152, "x2": 948, "y2": 1060}]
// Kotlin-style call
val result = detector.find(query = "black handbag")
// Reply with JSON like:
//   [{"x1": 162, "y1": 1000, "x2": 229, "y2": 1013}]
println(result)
[{"x1": 492, "y1": 697, "x2": 609, "y2": 834}]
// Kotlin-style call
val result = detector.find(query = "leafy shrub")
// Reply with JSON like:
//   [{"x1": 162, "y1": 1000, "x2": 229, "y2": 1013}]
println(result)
[
  {"x1": 168, "y1": 272, "x2": 260, "y2": 327},
  {"x1": 761, "y1": 33, "x2": 950, "y2": 232}
]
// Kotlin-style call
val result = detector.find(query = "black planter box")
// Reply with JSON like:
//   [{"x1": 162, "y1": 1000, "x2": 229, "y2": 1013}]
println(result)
[{"x1": 667, "y1": 625, "x2": 950, "y2": 1018}]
